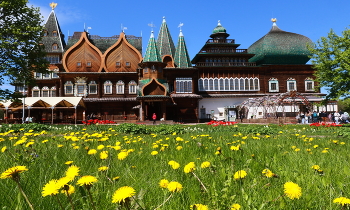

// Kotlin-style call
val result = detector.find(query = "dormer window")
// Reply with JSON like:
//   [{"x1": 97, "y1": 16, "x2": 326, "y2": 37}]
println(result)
[
  {"x1": 52, "y1": 31, "x2": 57, "y2": 36},
  {"x1": 43, "y1": 30, "x2": 48, "y2": 36},
  {"x1": 116, "y1": 62, "x2": 121, "y2": 67},
  {"x1": 52, "y1": 44, "x2": 58, "y2": 50},
  {"x1": 77, "y1": 62, "x2": 82, "y2": 67},
  {"x1": 126, "y1": 62, "x2": 131, "y2": 67},
  {"x1": 86, "y1": 61, "x2": 92, "y2": 67}
]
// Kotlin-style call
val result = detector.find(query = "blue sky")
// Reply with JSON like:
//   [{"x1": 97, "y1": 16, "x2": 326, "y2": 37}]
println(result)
[{"x1": 3, "y1": 0, "x2": 350, "y2": 92}]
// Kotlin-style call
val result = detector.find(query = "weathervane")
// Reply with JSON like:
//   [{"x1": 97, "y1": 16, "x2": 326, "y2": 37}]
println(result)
[
  {"x1": 148, "y1": 22, "x2": 156, "y2": 32},
  {"x1": 178, "y1": 22, "x2": 184, "y2": 30},
  {"x1": 49, "y1": 2, "x2": 57, "y2": 10},
  {"x1": 121, "y1": 24, "x2": 127, "y2": 32}
]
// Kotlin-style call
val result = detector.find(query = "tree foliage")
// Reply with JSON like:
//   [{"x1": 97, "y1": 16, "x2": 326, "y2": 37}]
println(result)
[
  {"x1": 309, "y1": 28, "x2": 350, "y2": 100},
  {"x1": 0, "y1": 0, "x2": 48, "y2": 99}
]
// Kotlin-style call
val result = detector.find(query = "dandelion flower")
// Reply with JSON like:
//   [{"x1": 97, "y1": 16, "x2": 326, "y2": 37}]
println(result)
[
  {"x1": 1, "y1": 166, "x2": 28, "y2": 180},
  {"x1": 231, "y1": 203, "x2": 241, "y2": 210},
  {"x1": 98, "y1": 166, "x2": 109, "y2": 171},
  {"x1": 284, "y1": 182, "x2": 302, "y2": 199},
  {"x1": 100, "y1": 151, "x2": 109, "y2": 160},
  {"x1": 312, "y1": 165, "x2": 320, "y2": 170},
  {"x1": 262, "y1": 169, "x2": 275, "y2": 178},
  {"x1": 234, "y1": 170, "x2": 247, "y2": 180},
  {"x1": 176, "y1": 146, "x2": 183, "y2": 150},
  {"x1": 112, "y1": 186, "x2": 136, "y2": 204},
  {"x1": 65, "y1": 161, "x2": 73, "y2": 165},
  {"x1": 118, "y1": 151, "x2": 129, "y2": 160},
  {"x1": 76, "y1": 175, "x2": 98, "y2": 187},
  {"x1": 201, "y1": 161, "x2": 211, "y2": 168},
  {"x1": 42, "y1": 179, "x2": 60, "y2": 197},
  {"x1": 151, "y1": 151, "x2": 158, "y2": 156},
  {"x1": 88, "y1": 149, "x2": 97, "y2": 155},
  {"x1": 61, "y1": 184, "x2": 75, "y2": 196},
  {"x1": 184, "y1": 162, "x2": 196, "y2": 173},
  {"x1": 1, "y1": 146, "x2": 7, "y2": 153},
  {"x1": 333, "y1": 197, "x2": 350, "y2": 206},
  {"x1": 168, "y1": 160, "x2": 180, "y2": 170},
  {"x1": 167, "y1": 181, "x2": 183, "y2": 192},
  {"x1": 190, "y1": 204, "x2": 208, "y2": 210},
  {"x1": 159, "y1": 179, "x2": 169, "y2": 188},
  {"x1": 65, "y1": 165, "x2": 80, "y2": 180}
]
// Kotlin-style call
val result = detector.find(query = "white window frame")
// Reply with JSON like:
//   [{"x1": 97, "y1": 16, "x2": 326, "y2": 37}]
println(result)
[
  {"x1": 64, "y1": 81, "x2": 74, "y2": 95},
  {"x1": 269, "y1": 78, "x2": 279, "y2": 92},
  {"x1": 50, "y1": 87, "x2": 56, "y2": 97},
  {"x1": 42, "y1": 86, "x2": 49, "y2": 97},
  {"x1": 32, "y1": 86, "x2": 40, "y2": 97},
  {"x1": 74, "y1": 77, "x2": 87, "y2": 97},
  {"x1": 287, "y1": 79, "x2": 297, "y2": 92},
  {"x1": 176, "y1": 78, "x2": 192, "y2": 93},
  {"x1": 104, "y1": 80, "x2": 113, "y2": 94},
  {"x1": 128, "y1": 80, "x2": 137, "y2": 94},
  {"x1": 116, "y1": 80, "x2": 125, "y2": 94},
  {"x1": 305, "y1": 78, "x2": 314, "y2": 92}
]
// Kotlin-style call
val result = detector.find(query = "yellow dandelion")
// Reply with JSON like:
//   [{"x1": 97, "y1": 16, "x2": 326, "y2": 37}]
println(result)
[
  {"x1": 176, "y1": 146, "x2": 183, "y2": 150},
  {"x1": 98, "y1": 166, "x2": 109, "y2": 171},
  {"x1": 333, "y1": 197, "x2": 350, "y2": 206},
  {"x1": 234, "y1": 170, "x2": 247, "y2": 180},
  {"x1": 167, "y1": 181, "x2": 183, "y2": 192},
  {"x1": 14, "y1": 139, "x2": 26, "y2": 146},
  {"x1": 112, "y1": 186, "x2": 136, "y2": 204},
  {"x1": 88, "y1": 149, "x2": 97, "y2": 155},
  {"x1": 168, "y1": 160, "x2": 180, "y2": 170},
  {"x1": 61, "y1": 184, "x2": 75, "y2": 196},
  {"x1": 42, "y1": 179, "x2": 60, "y2": 197},
  {"x1": 230, "y1": 145, "x2": 240, "y2": 151},
  {"x1": 1, "y1": 166, "x2": 28, "y2": 180},
  {"x1": 112, "y1": 176, "x2": 120, "y2": 181},
  {"x1": 190, "y1": 204, "x2": 208, "y2": 210},
  {"x1": 65, "y1": 165, "x2": 80, "y2": 180},
  {"x1": 97, "y1": 145, "x2": 105, "y2": 150},
  {"x1": 1, "y1": 146, "x2": 7, "y2": 153},
  {"x1": 151, "y1": 151, "x2": 158, "y2": 156},
  {"x1": 312, "y1": 165, "x2": 320, "y2": 170},
  {"x1": 65, "y1": 161, "x2": 73, "y2": 165},
  {"x1": 184, "y1": 162, "x2": 196, "y2": 173},
  {"x1": 262, "y1": 169, "x2": 275, "y2": 178},
  {"x1": 231, "y1": 203, "x2": 241, "y2": 210},
  {"x1": 76, "y1": 175, "x2": 98, "y2": 187},
  {"x1": 159, "y1": 179, "x2": 169, "y2": 188},
  {"x1": 118, "y1": 151, "x2": 129, "y2": 160},
  {"x1": 284, "y1": 181, "x2": 302, "y2": 199},
  {"x1": 201, "y1": 161, "x2": 211, "y2": 168},
  {"x1": 100, "y1": 151, "x2": 109, "y2": 160}
]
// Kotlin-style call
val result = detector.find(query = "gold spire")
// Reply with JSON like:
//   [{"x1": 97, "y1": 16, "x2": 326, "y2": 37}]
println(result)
[
  {"x1": 271, "y1": 18, "x2": 277, "y2": 23},
  {"x1": 50, "y1": 2, "x2": 57, "y2": 10}
]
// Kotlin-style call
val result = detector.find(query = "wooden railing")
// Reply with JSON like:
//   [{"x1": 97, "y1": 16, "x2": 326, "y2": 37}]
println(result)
[
  {"x1": 195, "y1": 62, "x2": 256, "y2": 67},
  {"x1": 101, "y1": 114, "x2": 138, "y2": 121},
  {"x1": 206, "y1": 39, "x2": 235, "y2": 44},
  {"x1": 199, "y1": 49, "x2": 248, "y2": 53}
]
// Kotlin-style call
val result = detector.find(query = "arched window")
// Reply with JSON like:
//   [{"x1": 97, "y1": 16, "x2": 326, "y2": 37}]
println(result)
[
  {"x1": 128, "y1": 80, "x2": 137, "y2": 94},
  {"x1": 203, "y1": 78, "x2": 208, "y2": 91},
  {"x1": 234, "y1": 78, "x2": 239, "y2": 90},
  {"x1": 32, "y1": 86, "x2": 40, "y2": 97},
  {"x1": 214, "y1": 78, "x2": 219, "y2": 90},
  {"x1": 52, "y1": 43, "x2": 58, "y2": 51},
  {"x1": 42, "y1": 86, "x2": 49, "y2": 97},
  {"x1": 116, "y1": 80, "x2": 124, "y2": 94},
  {"x1": 104, "y1": 80, "x2": 113, "y2": 94},
  {"x1": 52, "y1": 30, "x2": 57, "y2": 36},
  {"x1": 89, "y1": 81, "x2": 98, "y2": 94},
  {"x1": 176, "y1": 78, "x2": 192, "y2": 93},
  {"x1": 219, "y1": 78, "x2": 225, "y2": 90},
  {"x1": 239, "y1": 78, "x2": 244, "y2": 90},
  {"x1": 224, "y1": 77, "x2": 229, "y2": 90},
  {"x1": 209, "y1": 78, "x2": 214, "y2": 91},
  {"x1": 229, "y1": 78, "x2": 234, "y2": 90},
  {"x1": 254, "y1": 78, "x2": 260, "y2": 90},
  {"x1": 198, "y1": 78, "x2": 204, "y2": 91},
  {"x1": 43, "y1": 30, "x2": 48, "y2": 36},
  {"x1": 249, "y1": 78, "x2": 254, "y2": 90},
  {"x1": 50, "y1": 86, "x2": 56, "y2": 97},
  {"x1": 244, "y1": 78, "x2": 249, "y2": 90}
]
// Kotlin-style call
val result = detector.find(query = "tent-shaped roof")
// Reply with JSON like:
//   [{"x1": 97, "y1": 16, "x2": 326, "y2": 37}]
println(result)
[{"x1": 0, "y1": 97, "x2": 85, "y2": 109}]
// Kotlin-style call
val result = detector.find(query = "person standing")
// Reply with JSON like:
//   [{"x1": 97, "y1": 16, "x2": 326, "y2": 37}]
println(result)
[
  {"x1": 334, "y1": 111, "x2": 341, "y2": 124},
  {"x1": 152, "y1": 113, "x2": 157, "y2": 125}
]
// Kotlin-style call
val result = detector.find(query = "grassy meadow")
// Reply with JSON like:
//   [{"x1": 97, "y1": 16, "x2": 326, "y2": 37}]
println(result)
[{"x1": 1, "y1": 122, "x2": 350, "y2": 209}]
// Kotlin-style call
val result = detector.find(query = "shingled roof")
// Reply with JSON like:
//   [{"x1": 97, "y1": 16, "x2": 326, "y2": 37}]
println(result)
[
  {"x1": 42, "y1": 9, "x2": 66, "y2": 53},
  {"x1": 157, "y1": 17, "x2": 176, "y2": 58},
  {"x1": 174, "y1": 30, "x2": 192, "y2": 68}
]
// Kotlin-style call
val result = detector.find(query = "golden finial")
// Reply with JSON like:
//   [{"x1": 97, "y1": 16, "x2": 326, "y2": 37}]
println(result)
[
  {"x1": 271, "y1": 18, "x2": 277, "y2": 23},
  {"x1": 50, "y1": 2, "x2": 57, "y2": 10}
]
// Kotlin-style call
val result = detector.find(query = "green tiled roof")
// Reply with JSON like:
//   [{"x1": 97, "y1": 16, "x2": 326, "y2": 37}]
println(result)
[
  {"x1": 248, "y1": 22, "x2": 313, "y2": 65},
  {"x1": 174, "y1": 30, "x2": 192, "y2": 68},
  {"x1": 157, "y1": 17, "x2": 176, "y2": 58},
  {"x1": 143, "y1": 31, "x2": 162, "y2": 62},
  {"x1": 42, "y1": 10, "x2": 66, "y2": 53},
  {"x1": 212, "y1": 21, "x2": 226, "y2": 33}
]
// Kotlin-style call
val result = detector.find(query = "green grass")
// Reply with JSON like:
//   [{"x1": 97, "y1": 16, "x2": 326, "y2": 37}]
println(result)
[{"x1": 0, "y1": 123, "x2": 349, "y2": 209}]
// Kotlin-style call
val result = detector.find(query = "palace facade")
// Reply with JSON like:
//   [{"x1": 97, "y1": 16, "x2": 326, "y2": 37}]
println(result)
[{"x1": 1, "y1": 5, "x2": 337, "y2": 124}]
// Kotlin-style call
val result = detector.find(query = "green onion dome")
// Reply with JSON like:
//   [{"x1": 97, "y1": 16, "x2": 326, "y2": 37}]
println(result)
[
  {"x1": 248, "y1": 19, "x2": 313, "y2": 65},
  {"x1": 210, "y1": 21, "x2": 229, "y2": 39}
]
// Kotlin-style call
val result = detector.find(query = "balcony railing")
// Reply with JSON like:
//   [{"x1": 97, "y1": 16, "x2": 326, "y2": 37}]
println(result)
[
  {"x1": 195, "y1": 62, "x2": 256, "y2": 67},
  {"x1": 199, "y1": 49, "x2": 248, "y2": 53},
  {"x1": 206, "y1": 39, "x2": 235, "y2": 44}
]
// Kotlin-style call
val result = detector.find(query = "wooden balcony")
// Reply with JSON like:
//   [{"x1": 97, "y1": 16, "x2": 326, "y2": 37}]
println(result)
[
  {"x1": 206, "y1": 39, "x2": 235, "y2": 44},
  {"x1": 199, "y1": 49, "x2": 248, "y2": 53},
  {"x1": 195, "y1": 62, "x2": 256, "y2": 67}
]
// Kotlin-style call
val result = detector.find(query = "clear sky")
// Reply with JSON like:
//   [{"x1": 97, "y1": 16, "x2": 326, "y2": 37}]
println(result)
[{"x1": 3, "y1": 0, "x2": 350, "y2": 92}]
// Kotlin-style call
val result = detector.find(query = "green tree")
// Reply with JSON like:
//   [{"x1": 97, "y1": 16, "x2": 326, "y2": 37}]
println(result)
[
  {"x1": 0, "y1": 0, "x2": 48, "y2": 99},
  {"x1": 309, "y1": 28, "x2": 350, "y2": 100}
]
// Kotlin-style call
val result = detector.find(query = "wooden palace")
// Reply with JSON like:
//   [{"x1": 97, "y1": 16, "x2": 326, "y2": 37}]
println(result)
[{"x1": 1, "y1": 4, "x2": 336, "y2": 124}]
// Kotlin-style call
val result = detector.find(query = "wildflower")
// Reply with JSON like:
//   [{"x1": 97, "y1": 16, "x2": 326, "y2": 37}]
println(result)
[
  {"x1": 190, "y1": 204, "x2": 208, "y2": 210},
  {"x1": 97, "y1": 145, "x2": 105, "y2": 150},
  {"x1": 112, "y1": 176, "x2": 120, "y2": 181},
  {"x1": 168, "y1": 160, "x2": 180, "y2": 170},
  {"x1": 184, "y1": 162, "x2": 196, "y2": 173},
  {"x1": 98, "y1": 166, "x2": 109, "y2": 171},
  {"x1": 231, "y1": 203, "x2": 241, "y2": 210},
  {"x1": 65, "y1": 161, "x2": 73, "y2": 165},
  {"x1": 61, "y1": 184, "x2": 75, "y2": 196},
  {"x1": 201, "y1": 161, "x2": 211, "y2": 168},
  {"x1": 1, "y1": 146, "x2": 6, "y2": 153},
  {"x1": 230, "y1": 145, "x2": 240, "y2": 151},
  {"x1": 100, "y1": 151, "x2": 109, "y2": 160},
  {"x1": 159, "y1": 179, "x2": 169, "y2": 188},
  {"x1": 77, "y1": 175, "x2": 98, "y2": 187},
  {"x1": 88, "y1": 149, "x2": 97, "y2": 155},
  {"x1": 234, "y1": 170, "x2": 247, "y2": 180},
  {"x1": 312, "y1": 165, "x2": 320, "y2": 170},
  {"x1": 284, "y1": 182, "x2": 302, "y2": 199},
  {"x1": 167, "y1": 181, "x2": 183, "y2": 192},
  {"x1": 112, "y1": 186, "x2": 136, "y2": 204},
  {"x1": 215, "y1": 147, "x2": 222, "y2": 155},
  {"x1": 1, "y1": 166, "x2": 28, "y2": 180},
  {"x1": 262, "y1": 169, "x2": 275, "y2": 178},
  {"x1": 333, "y1": 197, "x2": 350, "y2": 206},
  {"x1": 176, "y1": 146, "x2": 183, "y2": 150},
  {"x1": 65, "y1": 165, "x2": 80, "y2": 180},
  {"x1": 118, "y1": 151, "x2": 129, "y2": 160},
  {"x1": 42, "y1": 179, "x2": 61, "y2": 197},
  {"x1": 14, "y1": 139, "x2": 26, "y2": 146},
  {"x1": 151, "y1": 151, "x2": 158, "y2": 156}
]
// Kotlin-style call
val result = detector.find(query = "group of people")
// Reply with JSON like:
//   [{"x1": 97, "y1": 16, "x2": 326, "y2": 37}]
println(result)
[
  {"x1": 296, "y1": 110, "x2": 349, "y2": 124},
  {"x1": 24, "y1": 116, "x2": 35, "y2": 123}
]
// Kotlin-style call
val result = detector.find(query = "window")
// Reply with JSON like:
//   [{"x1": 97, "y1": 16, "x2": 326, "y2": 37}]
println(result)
[
  {"x1": 86, "y1": 61, "x2": 92, "y2": 67},
  {"x1": 116, "y1": 80, "x2": 124, "y2": 94},
  {"x1": 198, "y1": 79, "x2": 204, "y2": 91},
  {"x1": 35, "y1": 72, "x2": 42, "y2": 79},
  {"x1": 52, "y1": 71, "x2": 59, "y2": 78},
  {"x1": 104, "y1": 80, "x2": 112, "y2": 94},
  {"x1": 77, "y1": 85, "x2": 85, "y2": 95},
  {"x1": 52, "y1": 31, "x2": 57, "y2": 36},
  {"x1": 64, "y1": 81, "x2": 73, "y2": 95},
  {"x1": 45, "y1": 55, "x2": 60, "y2": 64},
  {"x1": 287, "y1": 78, "x2": 297, "y2": 91},
  {"x1": 126, "y1": 62, "x2": 131, "y2": 67},
  {"x1": 51, "y1": 87, "x2": 56, "y2": 97},
  {"x1": 176, "y1": 78, "x2": 192, "y2": 93},
  {"x1": 116, "y1": 62, "x2": 121, "y2": 67},
  {"x1": 269, "y1": 78, "x2": 279, "y2": 92},
  {"x1": 89, "y1": 81, "x2": 97, "y2": 94},
  {"x1": 74, "y1": 77, "x2": 87, "y2": 97},
  {"x1": 42, "y1": 86, "x2": 49, "y2": 97},
  {"x1": 128, "y1": 80, "x2": 137, "y2": 94},
  {"x1": 305, "y1": 78, "x2": 314, "y2": 91},
  {"x1": 42, "y1": 73, "x2": 50, "y2": 79},
  {"x1": 198, "y1": 77, "x2": 260, "y2": 92},
  {"x1": 77, "y1": 62, "x2": 81, "y2": 67},
  {"x1": 52, "y1": 44, "x2": 58, "y2": 50},
  {"x1": 32, "y1": 86, "x2": 40, "y2": 97},
  {"x1": 43, "y1": 30, "x2": 48, "y2": 36}
]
